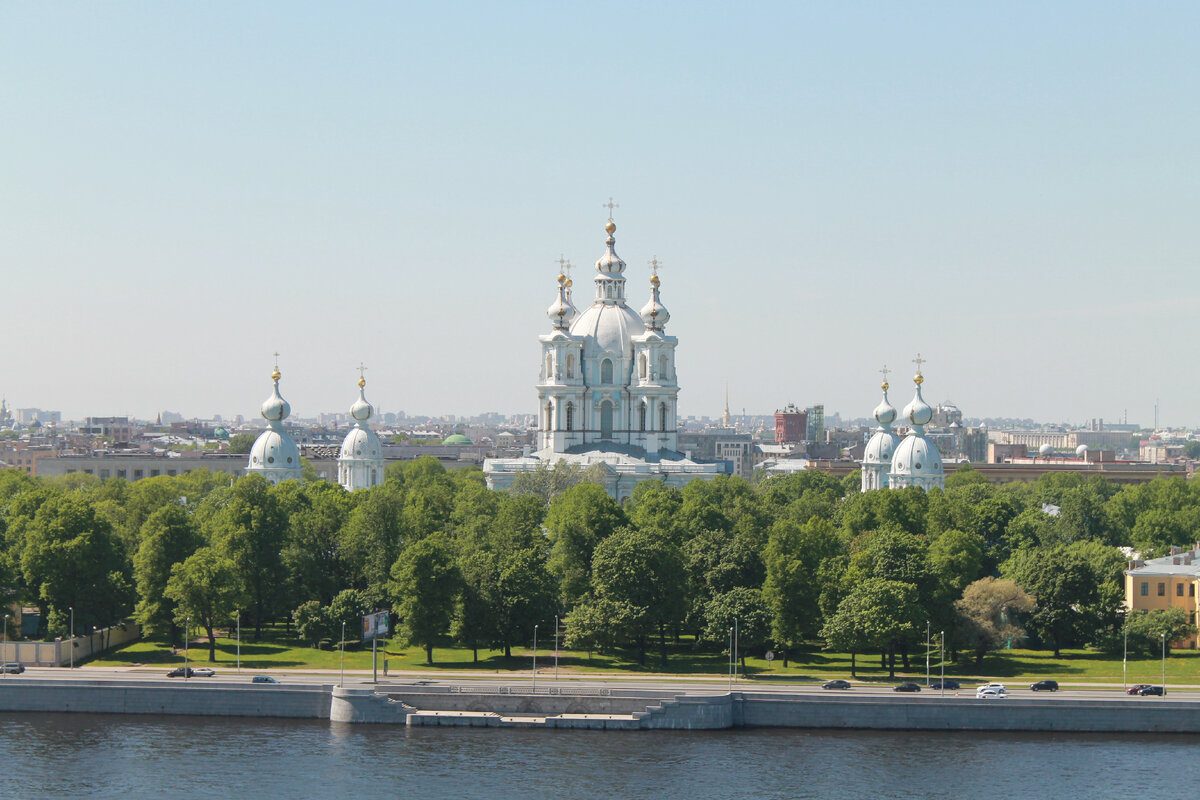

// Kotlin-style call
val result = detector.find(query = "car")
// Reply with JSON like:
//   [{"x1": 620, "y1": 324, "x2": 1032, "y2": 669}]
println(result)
[
  {"x1": 166, "y1": 667, "x2": 195, "y2": 678},
  {"x1": 1137, "y1": 685, "x2": 1165, "y2": 696},
  {"x1": 251, "y1": 675, "x2": 279, "y2": 684},
  {"x1": 893, "y1": 682, "x2": 921, "y2": 692},
  {"x1": 977, "y1": 682, "x2": 1006, "y2": 693},
  {"x1": 191, "y1": 668, "x2": 215, "y2": 678},
  {"x1": 929, "y1": 679, "x2": 959, "y2": 690},
  {"x1": 1030, "y1": 680, "x2": 1059, "y2": 692},
  {"x1": 976, "y1": 687, "x2": 1007, "y2": 699},
  {"x1": 1, "y1": 662, "x2": 24, "y2": 674},
  {"x1": 1126, "y1": 684, "x2": 1151, "y2": 695},
  {"x1": 822, "y1": 680, "x2": 851, "y2": 690}
]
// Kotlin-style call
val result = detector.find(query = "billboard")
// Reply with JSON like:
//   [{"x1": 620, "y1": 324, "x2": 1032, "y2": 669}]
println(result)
[{"x1": 362, "y1": 610, "x2": 389, "y2": 641}]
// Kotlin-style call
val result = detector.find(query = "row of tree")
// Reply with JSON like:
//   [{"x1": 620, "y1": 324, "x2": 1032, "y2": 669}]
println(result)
[{"x1": 1, "y1": 459, "x2": 1198, "y2": 668}]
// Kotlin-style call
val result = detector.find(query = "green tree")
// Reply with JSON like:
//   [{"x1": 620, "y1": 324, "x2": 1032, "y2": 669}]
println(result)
[
  {"x1": 762, "y1": 516, "x2": 843, "y2": 665},
  {"x1": 703, "y1": 586, "x2": 773, "y2": 671},
  {"x1": 132, "y1": 504, "x2": 203, "y2": 643},
  {"x1": 293, "y1": 600, "x2": 331, "y2": 647},
  {"x1": 1123, "y1": 608, "x2": 1193, "y2": 656},
  {"x1": 327, "y1": 588, "x2": 373, "y2": 644},
  {"x1": 282, "y1": 481, "x2": 353, "y2": 606},
  {"x1": 955, "y1": 577, "x2": 1036, "y2": 667},
  {"x1": 341, "y1": 481, "x2": 407, "y2": 605},
  {"x1": 543, "y1": 483, "x2": 627, "y2": 608},
  {"x1": 226, "y1": 433, "x2": 257, "y2": 454},
  {"x1": 821, "y1": 578, "x2": 923, "y2": 678},
  {"x1": 165, "y1": 546, "x2": 243, "y2": 662},
  {"x1": 1003, "y1": 545, "x2": 1098, "y2": 656},
  {"x1": 389, "y1": 533, "x2": 461, "y2": 663}
]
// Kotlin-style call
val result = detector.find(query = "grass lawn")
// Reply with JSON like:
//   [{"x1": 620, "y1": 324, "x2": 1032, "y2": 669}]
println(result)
[{"x1": 86, "y1": 629, "x2": 1200, "y2": 685}]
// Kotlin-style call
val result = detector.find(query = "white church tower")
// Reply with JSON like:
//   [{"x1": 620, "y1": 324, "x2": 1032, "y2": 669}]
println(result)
[
  {"x1": 246, "y1": 355, "x2": 303, "y2": 484},
  {"x1": 861, "y1": 366, "x2": 902, "y2": 491},
  {"x1": 338, "y1": 365, "x2": 384, "y2": 491},
  {"x1": 889, "y1": 355, "x2": 945, "y2": 491},
  {"x1": 630, "y1": 257, "x2": 679, "y2": 453}
]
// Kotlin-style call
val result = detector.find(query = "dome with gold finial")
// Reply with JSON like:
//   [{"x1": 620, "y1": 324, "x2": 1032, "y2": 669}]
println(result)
[
  {"x1": 339, "y1": 367, "x2": 384, "y2": 491},
  {"x1": 889, "y1": 355, "x2": 944, "y2": 491},
  {"x1": 546, "y1": 268, "x2": 577, "y2": 330},
  {"x1": 639, "y1": 258, "x2": 670, "y2": 330},
  {"x1": 246, "y1": 356, "x2": 302, "y2": 485}
]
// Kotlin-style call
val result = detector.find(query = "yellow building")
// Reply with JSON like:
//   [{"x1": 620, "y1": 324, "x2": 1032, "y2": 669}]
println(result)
[{"x1": 1124, "y1": 544, "x2": 1200, "y2": 648}]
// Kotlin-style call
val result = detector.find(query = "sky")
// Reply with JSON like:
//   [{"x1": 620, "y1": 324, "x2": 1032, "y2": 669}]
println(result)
[{"x1": 2, "y1": 2, "x2": 1198, "y2": 426}]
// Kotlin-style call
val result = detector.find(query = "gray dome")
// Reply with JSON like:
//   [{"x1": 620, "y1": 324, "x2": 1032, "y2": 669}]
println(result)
[
  {"x1": 248, "y1": 428, "x2": 301, "y2": 475},
  {"x1": 571, "y1": 302, "x2": 645, "y2": 359},
  {"x1": 339, "y1": 425, "x2": 381, "y2": 461},
  {"x1": 891, "y1": 434, "x2": 942, "y2": 477},
  {"x1": 864, "y1": 429, "x2": 901, "y2": 465}
]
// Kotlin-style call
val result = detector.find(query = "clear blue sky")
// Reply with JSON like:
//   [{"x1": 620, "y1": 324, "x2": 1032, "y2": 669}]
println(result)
[{"x1": 3, "y1": 2, "x2": 1197, "y2": 426}]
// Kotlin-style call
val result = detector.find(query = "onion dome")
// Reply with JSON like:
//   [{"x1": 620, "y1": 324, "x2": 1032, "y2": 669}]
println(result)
[
  {"x1": 873, "y1": 378, "x2": 897, "y2": 427},
  {"x1": 546, "y1": 268, "x2": 577, "y2": 330},
  {"x1": 260, "y1": 362, "x2": 292, "y2": 422},
  {"x1": 902, "y1": 368, "x2": 933, "y2": 429},
  {"x1": 639, "y1": 259, "x2": 670, "y2": 330},
  {"x1": 350, "y1": 374, "x2": 373, "y2": 423},
  {"x1": 595, "y1": 219, "x2": 627, "y2": 275}
]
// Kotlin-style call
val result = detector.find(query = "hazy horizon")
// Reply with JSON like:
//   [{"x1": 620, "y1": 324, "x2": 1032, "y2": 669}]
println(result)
[{"x1": 4, "y1": 3, "x2": 1197, "y2": 426}]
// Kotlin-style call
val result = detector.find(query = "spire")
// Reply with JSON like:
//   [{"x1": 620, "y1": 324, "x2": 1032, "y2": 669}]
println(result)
[
  {"x1": 546, "y1": 256, "x2": 578, "y2": 330},
  {"x1": 722, "y1": 385, "x2": 732, "y2": 428},
  {"x1": 261, "y1": 353, "x2": 292, "y2": 425},
  {"x1": 902, "y1": 353, "x2": 933, "y2": 430},
  {"x1": 594, "y1": 201, "x2": 627, "y2": 304},
  {"x1": 640, "y1": 256, "x2": 670, "y2": 330},
  {"x1": 350, "y1": 363, "x2": 374, "y2": 425},
  {"x1": 873, "y1": 365, "x2": 897, "y2": 427}
]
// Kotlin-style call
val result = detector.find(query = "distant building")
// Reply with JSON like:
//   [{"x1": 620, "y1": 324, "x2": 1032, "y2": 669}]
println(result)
[
  {"x1": 774, "y1": 404, "x2": 807, "y2": 444},
  {"x1": 1125, "y1": 544, "x2": 1200, "y2": 648},
  {"x1": 806, "y1": 405, "x2": 825, "y2": 442}
]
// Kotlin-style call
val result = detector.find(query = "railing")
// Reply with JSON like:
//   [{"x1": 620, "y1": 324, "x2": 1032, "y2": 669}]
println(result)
[{"x1": 448, "y1": 686, "x2": 611, "y2": 697}]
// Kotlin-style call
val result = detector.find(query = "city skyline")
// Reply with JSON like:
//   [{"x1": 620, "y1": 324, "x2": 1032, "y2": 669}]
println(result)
[{"x1": 4, "y1": 3, "x2": 1198, "y2": 425}]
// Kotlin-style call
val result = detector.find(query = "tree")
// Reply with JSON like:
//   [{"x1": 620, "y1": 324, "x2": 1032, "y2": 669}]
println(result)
[
  {"x1": 389, "y1": 533, "x2": 460, "y2": 663},
  {"x1": 955, "y1": 577, "x2": 1036, "y2": 667},
  {"x1": 165, "y1": 547, "x2": 243, "y2": 662},
  {"x1": 703, "y1": 586, "x2": 773, "y2": 671},
  {"x1": 1003, "y1": 546, "x2": 1098, "y2": 656},
  {"x1": 571, "y1": 527, "x2": 686, "y2": 667},
  {"x1": 133, "y1": 504, "x2": 203, "y2": 643},
  {"x1": 820, "y1": 578, "x2": 922, "y2": 678},
  {"x1": 543, "y1": 483, "x2": 627, "y2": 608},
  {"x1": 1123, "y1": 608, "x2": 1193, "y2": 656},
  {"x1": 340, "y1": 481, "x2": 406, "y2": 605},
  {"x1": 226, "y1": 433, "x2": 257, "y2": 454},
  {"x1": 282, "y1": 481, "x2": 353, "y2": 607},
  {"x1": 327, "y1": 588, "x2": 373, "y2": 645},
  {"x1": 21, "y1": 494, "x2": 134, "y2": 636},
  {"x1": 205, "y1": 475, "x2": 288, "y2": 640},
  {"x1": 762, "y1": 517, "x2": 843, "y2": 665},
  {"x1": 293, "y1": 600, "x2": 330, "y2": 647},
  {"x1": 506, "y1": 460, "x2": 588, "y2": 506}
]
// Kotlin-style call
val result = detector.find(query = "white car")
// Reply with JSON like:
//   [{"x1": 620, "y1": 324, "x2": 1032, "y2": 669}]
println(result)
[
  {"x1": 976, "y1": 682, "x2": 1006, "y2": 693},
  {"x1": 191, "y1": 668, "x2": 216, "y2": 678},
  {"x1": 976, "y1": 687, "x2": 1007, "y2": 699}
]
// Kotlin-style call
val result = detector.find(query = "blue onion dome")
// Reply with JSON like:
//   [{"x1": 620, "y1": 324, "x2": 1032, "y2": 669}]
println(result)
[
  {"x1": 873, "y1": 380, "x2": 897, "y2": 427},
  {"x1": 350, "y1": 377, "x2": 373, "y2": 423},
  {"x1": 903, "y1": 371, "x2": 933, "y2": 428},
  {"x1": 261, "y1": 365, "x2": 291, "y2": 423}
]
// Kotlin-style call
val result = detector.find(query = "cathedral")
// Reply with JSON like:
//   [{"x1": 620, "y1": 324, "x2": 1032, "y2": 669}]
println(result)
[
  {"x1": 483, "y1": 214, "x2": 722, "y2": 501},
  {"x1": 860, "y1": 359, "x2": 945, "y2": 492}
]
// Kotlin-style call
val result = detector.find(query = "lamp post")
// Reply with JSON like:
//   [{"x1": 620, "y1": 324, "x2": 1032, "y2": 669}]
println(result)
[
  {"x1": 184, "y1": 618, "x2": 189, "y2": 680},
  {"x1": 733, "y1": 617, "x2": 739, "y2": 683},
  {"x1": 1122, "y1": 624, "x2": 1128, "y2": 691},
  {"x1": 925, "y1": 620, "x2": 931, "y2": 687},
  {"x1": 340, "y1": 621, "x2": 346, "y2": 688},
  {"x1": 69, "y1": 607, "x2": 74, "y2": 669},
  {"x1": 727, "y1": 627, "x2": 733, "y2": 690},
  {"x1": 1161, "y1": 633, "x2": 1167, "y2": 697},
  {"x1": 235, "y1": 610, "x2": 241, "y2": 674},
  {"x1": 3, "y1": 614, "x2": 8, "y2": 666},
  {"x1": 940, "y1": 631, "x2": 945, "y2": 697},
  {"x1": 554, "y1": 615, "x2": 559, "y2": 681},
  {"x1": 532, "y1": 624, "x2": 538, "y2": 691}
]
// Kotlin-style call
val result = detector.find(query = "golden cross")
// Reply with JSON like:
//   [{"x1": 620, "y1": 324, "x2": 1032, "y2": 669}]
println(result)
[
  {"x1": 272, "y1": 351, "x2": 280, "y2": 369},
  {"x1": 880, "y1": 364, "x2": 890, "y2": 382},
  {"x1": 913, "y1": 353, "x2": 926, "y2": 373},
  {"x1": 603, "y1": 197, "x2": 619, "y2": 220},
  {"x1": 563, "y1": 260, "x2": 574, "y2": 282},
  {"x1": 649, "y1": 257, "x2": 661, "y2": 277},
  {"x1": 357, "y1": 362, "x2": 368, "y2": 380}
]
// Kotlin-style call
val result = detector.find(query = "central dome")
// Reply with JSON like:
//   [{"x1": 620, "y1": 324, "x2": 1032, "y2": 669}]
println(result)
[{"x1": 570, "y1": 303, "x2": 645, "y2": 359}]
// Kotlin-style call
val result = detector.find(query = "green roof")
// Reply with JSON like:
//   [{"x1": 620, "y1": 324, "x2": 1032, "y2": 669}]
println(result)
[{"x1": 442, "y1": 433, "x2": 472, "y2": 445}]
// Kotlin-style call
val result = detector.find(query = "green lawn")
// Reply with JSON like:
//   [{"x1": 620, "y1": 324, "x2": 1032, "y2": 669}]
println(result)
[{"x1": 86, "y1": 630, "x2": 1200, "y2": 685}]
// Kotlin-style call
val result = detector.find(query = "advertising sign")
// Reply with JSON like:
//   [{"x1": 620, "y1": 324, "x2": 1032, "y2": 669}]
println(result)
[{"x1": 362, "y1": 610, "x2": 389, "y2": 641}]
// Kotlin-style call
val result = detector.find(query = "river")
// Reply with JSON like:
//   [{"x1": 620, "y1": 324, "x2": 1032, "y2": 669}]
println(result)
[{"x1": 0, "y1": 712, "x2": 1187, "y2": 799}]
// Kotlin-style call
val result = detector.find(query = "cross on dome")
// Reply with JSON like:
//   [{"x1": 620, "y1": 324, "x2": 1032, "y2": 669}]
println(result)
[
  {"x1": 603, "y1": 197, "x2": 619, "y2": 220},
  {"x1": 879, "y1": 364, "x2": 890, "y2": 391},
  {"x1": 271, "y1": 351, "x2": 281, "y2": 381},
  {"x1": 357, "y1": 361, "x2": 368, "y2": 388},
  {"x1": 913, "y1": 353, "x2": 925, "y2": 384}
]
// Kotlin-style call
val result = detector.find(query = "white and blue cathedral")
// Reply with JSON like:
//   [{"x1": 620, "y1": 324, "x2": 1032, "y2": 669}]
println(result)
[{"x1": 860, "y1": 362, "x2": 944, "y2": 492}]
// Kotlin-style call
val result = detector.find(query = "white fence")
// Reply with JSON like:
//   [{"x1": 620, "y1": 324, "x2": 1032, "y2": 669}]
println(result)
[{"x1": 0, "y1": 623, "x2": 141, "y2": 667}]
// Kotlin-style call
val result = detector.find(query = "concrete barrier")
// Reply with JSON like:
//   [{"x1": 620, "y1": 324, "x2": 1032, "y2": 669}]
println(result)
[
  {"x1": 0, "y1": 679, "x2": 331, "y2": 719},
  {"x1": 330, "y1": 686, "x2": 413, "y2": 724}
]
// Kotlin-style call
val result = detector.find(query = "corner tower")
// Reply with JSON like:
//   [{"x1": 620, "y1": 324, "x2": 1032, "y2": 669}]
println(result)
[
  {"x1": 338, "y1": 365, "x2": 384, "y2": 491},
  {"x1": 246, "y1": 355, "x2": 302, "y2": 484},
  {"x1": 861, "y1": 366, "x2": 902, "y2": 491},
  {"x1": 889, "y1": 355, "x2": 945, "y2": 491}
]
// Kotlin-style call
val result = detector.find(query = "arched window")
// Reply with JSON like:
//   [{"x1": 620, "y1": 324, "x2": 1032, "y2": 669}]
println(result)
[
  {"x1": 605, "y1": 282, "x2": 613, "y2": 299},
  {"x1": 545, "y1": 402, "x2": 553, "y2": 430},
  {"x1": 659, "y1": 354, "x2": 668, "y2": 380},
  {"x1": 566, "y1": 354, "x2": 575, "y2": 378},
  {"x1": 545, "y1": 353, "x2": 553, "y2": 380},
  {"x1": 660, "y1": 402, "x2": 668, "y2": 431},
  {"x1": 600, "y1": 401, "x2": 614, "y2": 439},
  {"x1": 638, "y1": 353, "x2": 647, "y2": 380},
  {"x1": 639, "y1": 402, "x2": 647, "y2": 432},
  {"x1": 566, "y1": 403, "x2": 575, "y2": 432},
  {"x1": 601, "y1": 358, "x2": 613, "y2": 384}
]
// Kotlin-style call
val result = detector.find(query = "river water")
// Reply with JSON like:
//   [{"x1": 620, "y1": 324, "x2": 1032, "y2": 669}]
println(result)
[{"x1": 0, "y1": 712, "x2": 1188, "y2": 799}]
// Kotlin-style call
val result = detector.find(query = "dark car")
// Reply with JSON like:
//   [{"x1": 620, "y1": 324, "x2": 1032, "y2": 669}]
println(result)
[
  {"x1": 929, "y1": 679, "x2": 959, "y2": 690},
  {"x1": 251, "y1": 675, "x2": 278, "y2": 684},
  {"x1": 1126, "y1": 684, "x2": 1151, "y2": 695},
  {"x1": 1137, "y1": 685, "x2": 1165, "y2": 696},
  {"x1": 1030, "y1": 680, "x2": 1059, "y2": 692},
  {"x1": 822, "y1": 680, "x2": 851, "y2": 690},
  {"x1": 166, "y1": 667, "x2": 195, "y2": 678},
  {"x1": 894, "y1": 682, "x2": 921, "y2": 692}
]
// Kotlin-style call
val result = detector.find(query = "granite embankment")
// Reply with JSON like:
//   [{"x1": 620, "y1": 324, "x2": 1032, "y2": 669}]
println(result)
[{"x1": 4, "y1": 679, "x2": 1200, "y2": 733}]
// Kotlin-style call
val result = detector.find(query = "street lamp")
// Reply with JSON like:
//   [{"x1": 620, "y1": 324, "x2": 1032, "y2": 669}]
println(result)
[
  {"x1": 235, "y1": 610, "x2": 241, "y2": 674},
  {"x1": 925, "y1": 620, "x2": 931, "y2": 687},
  {"x1": 1161, "y1": 633, "x2": 1167, "y2": 697},
  {"x1": 3, "y1": 614, "x2": 8, "y2": 665},
  {"x1": 183, "y1": 618, "x2": 189, "y2": 680},
  {"x1": 340, "y1": 621, "x2": 346, "y2": 688},
  {"x1": 1122, "y1": 624, "x2": 1128, "y2": 691},
  {"x1": 554, "y1": 615, "x2": 559, "y2": 681},
  {"x1": 532, "y1": 624, "x2": 538, "y2": 691},
  {"x1": 69, "y1": 607, "x2": 74, "y2": 669},
  {"x1": 940, "y1": 631, "x2": 945, "y2": 697},
  {"x1": 733, "y1": 617, "x2": 739, "y2": 682},
  {"x1": 727, "y1": 627, "x2": 733, "y2": 690}
]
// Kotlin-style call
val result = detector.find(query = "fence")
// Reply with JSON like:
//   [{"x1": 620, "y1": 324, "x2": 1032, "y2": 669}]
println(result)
[
  {"x1": 448, "y1": 685, "x2": 611, "y2": 696},
  {"x1": 0, "y1": 623, "x2": 141, "y2": 667}
]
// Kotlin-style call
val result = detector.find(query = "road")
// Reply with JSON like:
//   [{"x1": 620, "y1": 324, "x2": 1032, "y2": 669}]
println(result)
[{"x1": 6, "y1": 666, "x2": 1197, "y2": 702}]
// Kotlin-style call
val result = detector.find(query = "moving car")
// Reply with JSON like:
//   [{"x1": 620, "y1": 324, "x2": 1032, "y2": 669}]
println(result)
[
  {"x1": 1, "y1": 662, "x2": 24, "y2": 674},
  {"x1": 893, "y1": 682, "x2": 921, "y2": 692},
  {"x1": 1126, "y1": 684, "x2": 1151, "y2": 695},
  {"x1": 822, "y1": 680, "x2": 851, "y2": 690},
  {"x1": 1030, "y1": 680, "x2": 1059, "y2": 692},
  {"x1": 191, "y1": 668, "x2": 215, "y2": 678},
  {"x1": 251, "y1": 675, "x2": 279, "y2": 684},
  {"x1": 929, "y1": 679, "x2": 959, "y2": 690},
  {"x1": 166, "y1": 667, "x2": 195, "y2": 678},
  {"x1": 977, "y1": 682, "x2": 1006, "y2": 693},
  {"x1": 1137, "y1": 685, "x2": 1165, "y2": 696},
  {"x1": 976, "y1": 687, "x2": 1007, "y2": 699}
]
